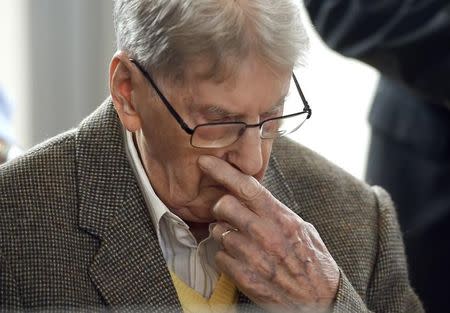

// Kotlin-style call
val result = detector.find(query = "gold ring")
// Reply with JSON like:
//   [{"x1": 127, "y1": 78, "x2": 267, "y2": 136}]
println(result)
[{"x1": 221, "y1": 228, "x2": 238, "y2": 242}]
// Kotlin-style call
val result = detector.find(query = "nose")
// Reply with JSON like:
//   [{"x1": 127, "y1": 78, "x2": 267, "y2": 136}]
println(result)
[{"x1": 226, "y1": 127, "x2": 264, "y2": 176}]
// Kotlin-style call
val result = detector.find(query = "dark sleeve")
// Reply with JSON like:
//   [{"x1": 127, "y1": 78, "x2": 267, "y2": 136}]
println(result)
[
  {"x1": 332, "y1": 187, "x2": 423, "y2": 312},
  {"x1": 304, "y1": 0, "x2": 450, "y2": 103}
]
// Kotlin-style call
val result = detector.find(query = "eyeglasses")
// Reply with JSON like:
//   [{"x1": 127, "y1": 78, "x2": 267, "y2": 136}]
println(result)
[{"x1": 130, "y1": 59, "x2": 311, "y2": 148}]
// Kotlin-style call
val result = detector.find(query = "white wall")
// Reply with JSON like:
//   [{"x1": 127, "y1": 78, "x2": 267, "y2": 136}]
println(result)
[
  {"x1": 0, "y1": 0, "x2": 114, "y2": 148},
  {"x1": 288, "y1": 14, "x2": 379, "y2": 180},
  {"x1": 27, "y1": 0, "x2": 115, "y2": 145},
  {"x1": 0, "y1": 0, "x2": 31, "y2": 147}
]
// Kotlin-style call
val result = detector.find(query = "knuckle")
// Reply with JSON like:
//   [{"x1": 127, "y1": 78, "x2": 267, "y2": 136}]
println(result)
[
  {"x1": 283, "y1": 217, "x2": 302, "y2": 239},
  {"x1": 247, "y1": 223, "x2": 286, "y2": 257},
  {"x1": 220, "y1": 194, "x2": 237, "y2": 208},
  {"x1": 214, "y1": 194, "x2": 237, "y2": 217}
]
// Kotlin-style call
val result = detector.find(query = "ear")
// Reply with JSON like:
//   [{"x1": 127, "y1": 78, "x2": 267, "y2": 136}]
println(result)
[{"x1": 109, "y1": 50, "x2": 141, "y2": 132}]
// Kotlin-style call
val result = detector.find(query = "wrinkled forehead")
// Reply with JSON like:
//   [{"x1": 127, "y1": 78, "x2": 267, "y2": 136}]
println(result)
[
  {"x1": 176, "y1": 56, "x2": 293, "y2": 116},
  {"x1": 158, "y1": 50, "x2": 291, "y2": 86}
]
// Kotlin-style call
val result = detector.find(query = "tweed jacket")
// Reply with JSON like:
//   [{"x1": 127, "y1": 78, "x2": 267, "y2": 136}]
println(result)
[{"x1": 0, "y1": 99, "x2": 422, "y2": 313}]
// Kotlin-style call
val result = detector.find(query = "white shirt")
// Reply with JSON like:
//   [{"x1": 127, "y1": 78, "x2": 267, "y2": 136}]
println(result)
[{"x1": 124, "y1": 130, "x2": 221, "y2": 298}]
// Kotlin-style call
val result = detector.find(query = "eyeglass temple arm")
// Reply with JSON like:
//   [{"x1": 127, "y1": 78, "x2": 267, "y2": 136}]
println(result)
[
  {"x1": 292, "y1": 73, "x2": 311, "y2": 119},
  {"x1": 131, "y1": 59, "x2": 311, "y2": 127},
  {"x1": 129, "y1": 59, "x2": 194, "y2": 134}
]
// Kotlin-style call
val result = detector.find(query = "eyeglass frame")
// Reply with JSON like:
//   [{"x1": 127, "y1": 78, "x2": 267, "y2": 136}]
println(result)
[{"x1": 130, "y1": 59, "x2": 312, "y2": 148}]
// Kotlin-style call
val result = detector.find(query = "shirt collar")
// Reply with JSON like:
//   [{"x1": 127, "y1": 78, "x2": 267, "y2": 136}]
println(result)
[{"x1": 124, "y1": 129, "x2": 187, "y2": 231}]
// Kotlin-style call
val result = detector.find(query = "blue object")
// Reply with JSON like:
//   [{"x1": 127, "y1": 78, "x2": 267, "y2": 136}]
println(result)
[{"x1": 0, "y1": 86, "x2": 14, "y2": 144}]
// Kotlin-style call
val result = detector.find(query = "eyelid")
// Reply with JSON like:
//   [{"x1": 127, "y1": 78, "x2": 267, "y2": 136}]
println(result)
[{"x1": 208, "y1": 115, "x2": 240, "y2": 123}]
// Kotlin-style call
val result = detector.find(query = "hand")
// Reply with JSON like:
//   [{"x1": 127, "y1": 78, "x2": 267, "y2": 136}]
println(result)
[{"x1": 198, "y1": 155, "x2": 340, "y2": 313}]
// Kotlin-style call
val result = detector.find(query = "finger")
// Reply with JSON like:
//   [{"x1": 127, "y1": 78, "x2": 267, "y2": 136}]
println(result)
[
  {"x1": 213, "y1": 221, "x2": 235, "y2": 234},
  {"x1": 198, "y1": 155, "x2": 273, "y2": 213},
  {"x1": 212, "y1": 195, "x2": 273, "y2": 247},
  {"x1": 213, "y1": 194, "x2": 260, "y2": 229},
  {"x1": 212, "y1": 193, "x2": 299, "y2": 245},
  {"x1": 214, "y1": 250, "x2": 240, "y2": 281},
  {"x1": 214, "y1": 250, "x2": 286, "y2": 307},
  {"x1": 212, "y1": 223, "x2": 249, "y2": 259},
  {"x1": 214, "y1": 250, "x2": 259, "y2": 289},
  {"x1": 213, "y1": 223, "x2": 287, "y2": 285},
  {"x1": 212, "y1": 222, "x2": 236, "y2": 245},
  {"x1": 213, "y1": 222, "x2": 277, "y2": 280}
]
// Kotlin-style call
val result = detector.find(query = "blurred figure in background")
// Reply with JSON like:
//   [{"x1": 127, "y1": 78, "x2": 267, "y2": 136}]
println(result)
[{"x1": 305, "y1": 1, "x2": 450, "y2": 311}]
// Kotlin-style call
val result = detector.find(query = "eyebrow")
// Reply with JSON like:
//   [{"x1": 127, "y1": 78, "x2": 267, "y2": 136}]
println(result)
[
  {"x1": 204, "y1": 105, "x2": 236, "y2": 117},
  {"x1": 198, "y1": 93, "x2": 287, "y2": 118}
]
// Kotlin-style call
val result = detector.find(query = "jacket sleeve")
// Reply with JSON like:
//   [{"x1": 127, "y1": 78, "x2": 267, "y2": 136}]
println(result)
[
  {"x1": 304, "y1": 0, "x2": 450, "y2": 104},
  {"x1": 332, "y1": 186, "x2": 423, "y2": 312}
]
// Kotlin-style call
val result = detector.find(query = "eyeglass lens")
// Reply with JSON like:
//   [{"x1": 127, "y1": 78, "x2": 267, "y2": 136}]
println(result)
[
  {"x1": 191, "y1": 112, "x2": 308, "y2": 148},
  {"x1": 190, "y1": 75, "x2": 308, "y2": 148}
]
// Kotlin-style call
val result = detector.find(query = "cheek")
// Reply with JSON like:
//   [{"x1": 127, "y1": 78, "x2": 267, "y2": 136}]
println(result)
[
  {"x1": 162, "y1": 152, "x2": 207, "y2": 203},
  {"x1": 263, "y1": 139, "x2": 273, "y2": 157},
  {"x1": 175, "y1": 158, "x2": 204, "y2": 188},
  {"x1": 258, "y1": 140, "x2": 274, "y2": 178},
  {"x1": 137, "y1": 115, "x2": 204, "y2": 199},
  {"x1": 139, "y1": 107, "x2": 168, "y2": 144},
  {"x1": 144, "y1": 147, "x2": 206, "y2": 209},
  {"x1": 139, "y1": 106, "x2": 191, "y2": 161}
]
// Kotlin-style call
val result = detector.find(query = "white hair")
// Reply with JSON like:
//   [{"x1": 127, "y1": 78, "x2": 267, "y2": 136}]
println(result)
[{"x1": 113, "y1": 0, "x2": 309, "y2": 81}]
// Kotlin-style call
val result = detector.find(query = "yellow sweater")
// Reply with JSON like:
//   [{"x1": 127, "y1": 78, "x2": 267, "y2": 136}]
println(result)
[{"x1": 169, "y1": 271, "x2": 238, "y2": 313}]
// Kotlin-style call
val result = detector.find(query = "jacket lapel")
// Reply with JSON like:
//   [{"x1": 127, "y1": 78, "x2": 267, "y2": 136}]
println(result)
[
  {"x1": 76, "y1": 99, "x2": 182, "y2": 311},
  {"x1": 88, "y1": 182, "x2": 182, "y2": 311}
]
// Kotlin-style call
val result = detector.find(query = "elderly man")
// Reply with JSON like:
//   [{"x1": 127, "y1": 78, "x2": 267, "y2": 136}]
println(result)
[{"x1": 0, "y1": 1, "x2": 422, "y2": 312}]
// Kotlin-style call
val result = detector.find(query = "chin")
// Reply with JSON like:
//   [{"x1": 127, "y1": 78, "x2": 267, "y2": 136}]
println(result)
[
  {"x1": 169, "y1": 205, "x2": 216, "y2": 224},
  {"x1": 167, "y1": 185, "x2": 227, "y2": 223}
]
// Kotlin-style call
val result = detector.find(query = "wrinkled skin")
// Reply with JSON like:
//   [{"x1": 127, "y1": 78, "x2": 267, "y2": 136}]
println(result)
[{"x1": 199, "y1": 155, "x2": 340, "y2": 313}]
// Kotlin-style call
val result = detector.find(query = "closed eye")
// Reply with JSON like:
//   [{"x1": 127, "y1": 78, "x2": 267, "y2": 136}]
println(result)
[
  {"x1": 261, "y1": 103, "x2": 284, "y2": 120},
  {"x1": 261, "y1": 111, "x2": 280, "y2": 120},
  {"x1": 207, "y1": 116, "x2": 240, "y2": 123}
]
